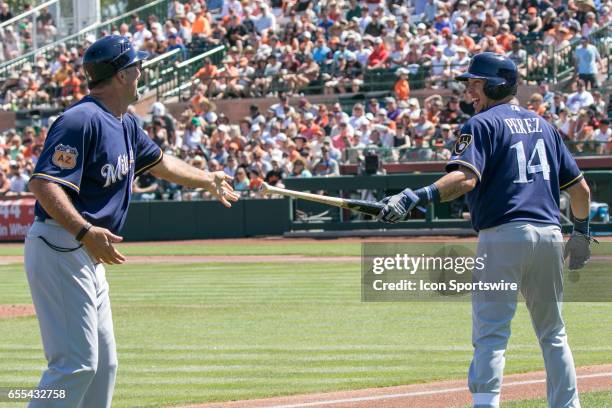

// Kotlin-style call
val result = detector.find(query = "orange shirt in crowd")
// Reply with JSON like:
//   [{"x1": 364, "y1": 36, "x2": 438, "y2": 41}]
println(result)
[
  {"x1": 299, "y1": 123, "x2": 321, "y2": 140},
  {"x1": 190, "y1": 94, "x2": 208, "y2": 115},
  {"x1": 528, "y1": 104, "x2": 547, "y2": 116},
  {"x1": 394, "y1": 78, "x2": 410, "y2": 101},
  {"x1": 191, "y1": 14, "x2": 211, "y2": 36},
  {"x1": 62, "y1": 74, "x2": 81, "y2": 98},
  {"x1": 455, "y1": 35, "x2": 475, "y2": 52},
  {"x1": 194, "y1": 64, "x2": 218, "y2": 81},
  {"x1": 496, "y1": 33, "x2": 516, "y2": 51}
]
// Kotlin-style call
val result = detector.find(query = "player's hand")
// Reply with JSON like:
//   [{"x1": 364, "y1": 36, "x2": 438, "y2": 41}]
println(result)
[
  {"x1": 81, "y1": 226, "x2": 126, "y2": 265},
  {"x1": 208, "y1": 171, "x2": 239, "y2": 208},
  {"x1": 378, "y1": 188, "x2": 420, "y2": 223},
  {"x1": 564, "y1": 231, "x2": 597, "y2": 270}
]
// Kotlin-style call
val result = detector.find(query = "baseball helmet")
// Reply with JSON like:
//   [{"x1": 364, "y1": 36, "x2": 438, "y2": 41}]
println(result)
[
  {"x1": 83, "y1": 35, "x2": 148, "y2": 86},
  {"x1": 455, "y1": 52, "x2": 518, "y2": 100}
]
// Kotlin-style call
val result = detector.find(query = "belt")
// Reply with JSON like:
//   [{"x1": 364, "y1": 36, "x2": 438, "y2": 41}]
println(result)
[{"x1": 34, "y1": 217, "x2": 60, "y2": 226}]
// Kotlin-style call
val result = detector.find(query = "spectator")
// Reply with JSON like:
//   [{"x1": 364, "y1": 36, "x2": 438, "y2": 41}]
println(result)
[
  {"x1": 367, "y1": 37, "x2": 388, "y2": 69},
  {"x1": 566, "y1": 80, "x2": 594, "y2": 114},
  {"x1": 289, "y1": 156, "x2": 312, "y2": 177},
  {"x1": 7, "y1": 160, "x2": 28, "y2": 195},
  {"x1": 254, "y1": 4, "x2": 277, "y2": 35},
  {"x1": 527, "y1": 93, "x2": 547, "y2": 115},
  {"x1": 0, "y1": 168, "x2": 10, "y2": 195},
  {"x1": 230, "y1": 165, "x2": 247, "y2": 191},
  {"x1": 574, "y1": 36, "x2": 602, "y2": 90},
  {"x1": 0, "y1": 2, "x2": 13, "y2": 22},
  {"x1": 313, "y1": 145, "x2": 340, "y2": 176},
  {"x1": 427, "y1": 47, "x2": 450, "y2": 88},
  {"x1": 393, "y1": 68, "x2": 410, "y2": 101},
  {"x1": 593, "y1": 119, "x2": 611, "y2": 154},
  {"x1": 591, "y1": 90, "x2": 607, "y2": 116},
  {"x1": 413, "y1": 110, "x2": 435, "y2": 141},
  {"x1": 581, "y1": 12, "x2": 599, "y2": 38},
  {"x1": 132, "y1": 174, "x2": 159, "y2": 201},
  {"x1": 404, "y1": 135, "x2": 434, "y2": 161},
  {"x1": 286, "y1": 54, "x2": 319, "y2": 95},
  {"x1": 439, "y1": 95, "x2": 469, "y2": 124}
]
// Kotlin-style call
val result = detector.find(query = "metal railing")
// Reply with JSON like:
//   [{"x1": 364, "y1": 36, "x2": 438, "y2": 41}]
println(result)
[
  {"x1": 342, "y1": 141, "x2": 611, "y2": 165},
  {"x1": 154, "y1": 45, "x2": 226, "y2": 100},
  {"x1": 343, "y1": 145, "x2": 454, "y2": 165},
  {"x1": 0, "y1": 0, "x2": 170, "y2": 79},
  {"x1": 550, "y1": 22, "x2": 611, "y2": 84},
  {"x1": 137, "y1": 48, "x2": 184, "y2": 95},
  {"x1": 0, "y1": 0, "x2": 60, "y2": 61}
]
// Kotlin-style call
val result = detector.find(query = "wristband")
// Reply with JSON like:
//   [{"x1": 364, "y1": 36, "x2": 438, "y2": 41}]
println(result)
[
  {"x1": 75, "y1": 222, "x2": 92, "y2": 241},
  {"x1": 413, "y1": 184, "x2": 440, "y2": 205},
  {"x1": 573, "y1": 216, "x2": 589, "y2": 235}
]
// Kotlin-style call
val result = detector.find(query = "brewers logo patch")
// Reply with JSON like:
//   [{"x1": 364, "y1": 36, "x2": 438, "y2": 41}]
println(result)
[
  {"x1": 453, "y1": 134, "x2": 473, "y2": 155},
  {"x1": 52, "y1": 144, "x2": 78, "y2": 169}
]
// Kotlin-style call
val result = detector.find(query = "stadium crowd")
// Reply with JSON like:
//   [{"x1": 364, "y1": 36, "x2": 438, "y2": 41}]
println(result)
[
  {"x1": 0, "y1": 0, "x2": 610, "y2": 200},
  {"x1": 0, "y1": 2, "x2": 58, "y2": 62}
]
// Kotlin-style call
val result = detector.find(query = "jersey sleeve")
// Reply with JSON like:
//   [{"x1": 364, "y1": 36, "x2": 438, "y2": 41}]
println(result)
[
  {"x1": 133, "y1": 118, "x2": 163, "y2": 176},
  {"x1": 557, "y1": 133, "x2": 583, "y2": 190},
  {"x1": 445, "y1": 118, "x2": 487, "y2": 180},
  {"x1": 31, "y1": 113, "x2": 93, "y2": 193}
]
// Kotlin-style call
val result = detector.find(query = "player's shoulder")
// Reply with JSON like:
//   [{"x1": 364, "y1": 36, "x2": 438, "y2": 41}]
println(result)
[{"x1": 61, "y1": 96, "x2": 105, "y2": 123}]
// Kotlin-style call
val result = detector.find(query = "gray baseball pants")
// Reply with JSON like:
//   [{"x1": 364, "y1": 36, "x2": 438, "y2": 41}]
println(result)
[
  {"x1": 24, "y1": 220, "x2": 117, "y2": 408},
  {"x1": 469, "y1": 221, "x2": 580, "y2": 408}
]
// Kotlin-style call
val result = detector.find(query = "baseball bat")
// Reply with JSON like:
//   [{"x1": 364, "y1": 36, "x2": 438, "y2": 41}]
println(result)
[{"x1": 259, "y1": 182, "x2": 385, "y2": 217}]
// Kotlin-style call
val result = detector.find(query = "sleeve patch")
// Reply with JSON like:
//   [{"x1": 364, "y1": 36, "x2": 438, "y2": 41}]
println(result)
[
  {"x1": 453, "y1": 134, "x2": 473, "y2": 155},
  {"x1": 52, "y1": 144, "x2": 79, "y2": 170}
]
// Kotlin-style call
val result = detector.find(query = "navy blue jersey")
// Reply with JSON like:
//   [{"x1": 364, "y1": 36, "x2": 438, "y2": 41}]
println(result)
[
  {"x1": 32, "y1": 96, "x2": 163, "y2": 233},
  {"x1": 446, "y1": 103, "x2": 582, "y2": 232}
]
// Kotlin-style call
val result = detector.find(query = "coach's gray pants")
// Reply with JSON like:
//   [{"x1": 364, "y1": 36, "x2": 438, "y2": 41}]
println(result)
[
  {"x1": 469, "y1": 222, "x2": 580, "y2": 408},
  {"x1": 24, "y1": 221, "x2": 117, "y2": 408}
]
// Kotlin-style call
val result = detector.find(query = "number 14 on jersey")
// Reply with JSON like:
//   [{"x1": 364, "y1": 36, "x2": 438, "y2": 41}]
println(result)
[{"x1": 510, "y1": 139, "x2": 551, "y2": 183}]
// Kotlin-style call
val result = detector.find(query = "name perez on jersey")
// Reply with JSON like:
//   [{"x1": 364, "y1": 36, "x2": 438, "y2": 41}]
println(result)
[
  {"x1": 503, "y1": 118, "x2": 543, "y2": 134},
  {"x1": 101, "y1": 154, "x2": 130, "y2": 188}
]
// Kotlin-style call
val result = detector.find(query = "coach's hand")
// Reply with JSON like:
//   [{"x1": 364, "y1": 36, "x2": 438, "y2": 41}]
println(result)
[
  {"x1": 564, "y1": 231, "x2": 597, "y2": 270},
  {"x1": 378, "y1": 188, "x2": 420, "y2": 223},
  {"x1": 208, "y1": 171, "x2": 240, "y2": 207},
  {"x1": 82, "y1": 226, "x2": 126, "y2": 265}
]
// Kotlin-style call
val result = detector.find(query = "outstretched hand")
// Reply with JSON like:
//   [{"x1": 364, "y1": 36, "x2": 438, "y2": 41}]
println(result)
[
  {"x1": 208, "y1": 171, "x2": 240, "y2": 207},
  {"x1": 81, "y1": 226, "x2": 126, "y2": 265}
]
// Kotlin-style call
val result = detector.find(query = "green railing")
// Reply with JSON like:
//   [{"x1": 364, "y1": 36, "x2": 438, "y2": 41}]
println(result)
[
  {"x1": 0, "y1": 0, "x2": 170, "y2": 79},
  {"x1": 138, "y1": 48, "x2": 184, "y2": 95},
  {"x1": 343, "y1": 145, "x2": 454, "y2": 164},
  {"x1": 156, "y1": 45, "x2": 226, "y2": 100},
  {"x1": 342, "y1": 141, "x2": 611, "y2": 165}
]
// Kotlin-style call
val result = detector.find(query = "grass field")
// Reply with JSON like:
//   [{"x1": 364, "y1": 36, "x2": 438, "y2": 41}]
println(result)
[
  {"x1": 1, "y1": 241, "x2": 611, "y2": 407},
  {"x1": 500, "y1": 391, "x2": 612, "y2": 407}
]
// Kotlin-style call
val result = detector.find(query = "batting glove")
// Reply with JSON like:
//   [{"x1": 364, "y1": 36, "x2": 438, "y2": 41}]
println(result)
[
  {"x1": 378, "y1": 188, "x2": 420, "y2": 223},
  {"x1": 564, "y1": 231, "x2": 598, "y2": 270}
]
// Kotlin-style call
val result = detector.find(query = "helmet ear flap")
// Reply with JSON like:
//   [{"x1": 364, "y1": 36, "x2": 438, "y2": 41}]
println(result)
[{"x1": 483, "y1": 82, "x2": 517, "y2": 100}]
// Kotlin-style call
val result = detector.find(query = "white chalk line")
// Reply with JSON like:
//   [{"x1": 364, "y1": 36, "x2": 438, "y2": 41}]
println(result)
[{"x1": 267, "y1": 371, "x2": 612, "y2": 408}]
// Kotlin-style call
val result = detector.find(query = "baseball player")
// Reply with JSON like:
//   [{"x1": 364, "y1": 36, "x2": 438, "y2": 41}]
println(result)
[
  {"x1": 379, "y1": 52, "x2": 594, "y2": 408},
  {"x1": 24, "y1": 35, "x2": 239, "y2": 408}
]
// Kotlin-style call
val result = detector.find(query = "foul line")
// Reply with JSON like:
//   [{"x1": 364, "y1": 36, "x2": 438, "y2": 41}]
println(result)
[{"x1": 269, "y1": 372, "x2": 612, "y2": 408}]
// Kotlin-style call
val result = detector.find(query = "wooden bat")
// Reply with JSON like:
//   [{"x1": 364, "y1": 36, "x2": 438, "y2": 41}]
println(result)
[{"x1": 259, "y1": 182, "x2": 385, "y2": 217}]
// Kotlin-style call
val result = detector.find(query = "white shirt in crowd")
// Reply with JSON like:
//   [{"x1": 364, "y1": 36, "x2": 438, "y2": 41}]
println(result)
[{"x1": 566, "y1": 90, "x2": 594, "y2": 113}]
